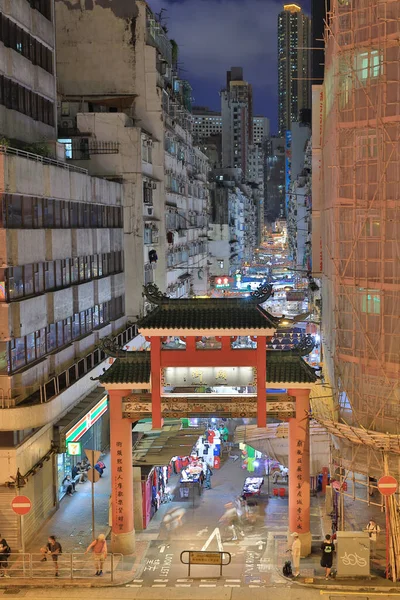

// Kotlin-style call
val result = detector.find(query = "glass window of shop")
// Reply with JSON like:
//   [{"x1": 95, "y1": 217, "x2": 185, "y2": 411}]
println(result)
[{"x1": 57, "y1": 397, "x2": 109, "y2": 500}]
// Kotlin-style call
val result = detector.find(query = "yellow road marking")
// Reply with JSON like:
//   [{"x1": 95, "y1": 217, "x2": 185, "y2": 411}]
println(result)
[{"x1": 320, "y1": 592, "x2": 400, "y2": 597}]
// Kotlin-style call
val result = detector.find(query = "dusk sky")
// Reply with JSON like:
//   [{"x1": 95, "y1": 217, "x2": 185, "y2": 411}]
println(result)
[{"x1": 148, "y1": 0, "x2": 311, "y2": 134}]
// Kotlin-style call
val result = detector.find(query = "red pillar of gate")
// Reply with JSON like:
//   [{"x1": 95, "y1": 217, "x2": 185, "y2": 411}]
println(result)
[
  {"x1": 150, "y1": 336, "x2": 162, "y2": 428},
  {"x1": 288, "y1": 388, "x2": 311, "y2": 556},
  {"x1": 256, "y1": 336, "x2": 267, "y2": 428},
  {"x1": 109, "y1": 389, "x2": 135, "y2": 554}
]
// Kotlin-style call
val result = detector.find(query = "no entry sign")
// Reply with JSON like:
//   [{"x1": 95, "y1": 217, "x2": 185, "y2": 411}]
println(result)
[
  {"x1": 11, "y1": 495, "x2": 32, "y2": 515},
  {"x1": 378, "y1": 475, "x2": 398, "y2": 496}
]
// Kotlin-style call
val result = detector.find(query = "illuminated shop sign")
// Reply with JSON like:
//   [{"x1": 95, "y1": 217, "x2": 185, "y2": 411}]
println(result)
[
  {"x1": 66, "y1": 396, "x2": 108, "y2": 443},
  {"x1": 67, "y1": 441, "x2": 82, "y2": 456}
]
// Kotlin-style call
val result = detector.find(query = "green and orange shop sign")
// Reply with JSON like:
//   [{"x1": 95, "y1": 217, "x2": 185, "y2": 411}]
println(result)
[{"x1": 65, "y1": 396, "x2": 108, "y2": 444}]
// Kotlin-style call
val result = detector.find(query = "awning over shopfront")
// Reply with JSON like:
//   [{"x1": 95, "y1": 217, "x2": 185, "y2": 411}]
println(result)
[
  {"x1": 132, "y1": 420, "x2": 204, "y2": 466},
  {"x1": 54, "y1": 387, "x2": 107, "y2": 450}
]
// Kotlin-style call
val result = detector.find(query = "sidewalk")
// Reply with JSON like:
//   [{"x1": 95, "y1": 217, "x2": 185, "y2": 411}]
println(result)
[
  {"x1": 27, "y1": 454, "x2": 111, "y2": 553},
  {"x1": 285, "y1": 488, "x2": 391, "y2": 589},
  {"x1": 2, "y1": 454, "x2": 147, "y2": 586}
]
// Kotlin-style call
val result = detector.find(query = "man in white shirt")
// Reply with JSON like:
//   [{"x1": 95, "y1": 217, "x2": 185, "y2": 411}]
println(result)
[{"x1": 366, "y1": 520, "x2": 380, "y2": 558}]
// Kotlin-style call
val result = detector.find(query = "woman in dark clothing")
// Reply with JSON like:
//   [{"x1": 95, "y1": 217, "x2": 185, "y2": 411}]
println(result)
[{"x1": 321, "y1": 534, "x2": 335, "y2": 579}]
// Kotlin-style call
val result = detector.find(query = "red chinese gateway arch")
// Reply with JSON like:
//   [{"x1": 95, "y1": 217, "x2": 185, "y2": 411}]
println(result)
[{"x1": 96, "y1": 284, "x2": 319, "y2": 557}]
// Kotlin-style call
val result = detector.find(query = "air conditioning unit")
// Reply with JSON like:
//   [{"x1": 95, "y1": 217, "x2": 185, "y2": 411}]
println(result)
[
  {"x1": 146, "y1": 207, "x2": 154, "y2": 216},
  {"x1": 61, "y1": 119, "x2": 74, "y2": 129},
  {"x1": 152, "y1": 182, "x2": 157, "y2": 189}
]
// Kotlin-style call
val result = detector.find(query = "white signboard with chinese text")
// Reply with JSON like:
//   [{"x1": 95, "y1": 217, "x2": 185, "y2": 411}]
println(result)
[{"x1": 162, "y1": 366, "x2": 255, "y2": 388}]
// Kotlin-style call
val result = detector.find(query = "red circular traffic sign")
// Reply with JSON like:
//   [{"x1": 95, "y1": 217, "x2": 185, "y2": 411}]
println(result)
[
  {"x1": 11, "y1": 495, "x2": 32, "y2": 515},
  {"x1": 378, "y1": 475, "x2": 398, "y2": 497}
]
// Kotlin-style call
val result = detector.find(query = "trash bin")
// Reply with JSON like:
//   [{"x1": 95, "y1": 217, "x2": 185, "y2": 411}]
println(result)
[{"x1": 336, "y1": 531, "x2": 370, "y2": 577}]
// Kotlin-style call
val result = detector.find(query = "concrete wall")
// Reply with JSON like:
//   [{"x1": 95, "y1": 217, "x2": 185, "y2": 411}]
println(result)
[{"x1": 55, "y1": 0, "x2": 138, "y2": 96}]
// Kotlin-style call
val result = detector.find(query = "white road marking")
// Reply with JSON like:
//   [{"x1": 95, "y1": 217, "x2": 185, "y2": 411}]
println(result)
[
  {"x1": 152, "y1": 584, "x2": 167, "y2": 587},
  {"x1": 199, "y1": 584, "x2": 217, "y2": 587},
  {"x1": 175, "y1": 584, "x2": 191, "y2": 587},
  {"x1": 249, "y1": 584, "x2": 261, "y2": 588},
  {"x1": 177, "y1": 578, "x2": 193, "y2": 582},
  {"x1": 154, "y1": 579, "x2": 169, "y2": 582},
  {"x1": 126, "y1": 584, "x2": 142, "y2": 588},
  {"x1": 226, "y1": 579, "x2": 241, "y2": 582},
  {"x1": 201, "y1": 526, "x2": 224, "y2": 552},
  {"x1": 133, "y1": 579, "x2": 143, "y2": 582},
  {"x1": 224, "y1": 584, "x2": 240, "y2": 588}
]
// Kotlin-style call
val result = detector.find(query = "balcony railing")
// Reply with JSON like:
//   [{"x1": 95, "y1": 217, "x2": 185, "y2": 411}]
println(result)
[
  {"x1": 0, "y1": 145, "x2": 87, "y2": 175},
  {"x1": 146, "y1": 13, "x2": 172, "y2": 65},
  {"x1": 68, "y1": 140, "x2": 120, "y2": 160},
  {"x1": 0, "y1": 324, "x2": 137, "y2": 409}
]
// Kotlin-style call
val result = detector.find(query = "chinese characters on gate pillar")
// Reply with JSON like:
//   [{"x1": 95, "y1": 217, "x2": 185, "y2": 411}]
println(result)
[
  {"x1": 296, "y1": 439, "x2": 304, "y2": 531},
  {"x1": 114, "y1": 440, "x2": 125, "y2": 532}
]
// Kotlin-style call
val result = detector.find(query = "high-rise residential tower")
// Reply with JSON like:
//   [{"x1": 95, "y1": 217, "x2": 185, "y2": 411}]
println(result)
[
  {"x1": 221, "y1": 67, "x2": 253, "y2": 172},
  {"x1": 311, "y1": 0, "x2": 330, "y2": 85},
  {"x1": 278, "y1": 4, "x2": 311, "y2": 135}
]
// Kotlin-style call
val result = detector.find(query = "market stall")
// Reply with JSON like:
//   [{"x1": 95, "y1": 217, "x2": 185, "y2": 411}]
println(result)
[
  {"x1": 179, "y1": 460, "x2": 204, "y2": 500},
  {"x1": 242, "y1": 476, "x2": 264, "y2": 498}
]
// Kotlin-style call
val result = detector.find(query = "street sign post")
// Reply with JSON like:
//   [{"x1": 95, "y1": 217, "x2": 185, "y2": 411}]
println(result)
[
  {"x1": 11, "y1": 495, "x2": 32, "y2": 555},
  {"x1": 84, "y1": 449, "x2": 102, "y2": 540},
  {"x1": 377, "y1": 475, "x2": 398, "y2": 579},
  {"x1": 378, "y1": 475, "x2": 398, "y2": 496},
  {"x1": 11, "y1": 495, "x2": 32, "y2": 515}
]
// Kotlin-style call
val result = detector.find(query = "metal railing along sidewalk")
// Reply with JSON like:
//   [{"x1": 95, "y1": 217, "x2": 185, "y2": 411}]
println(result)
[{"x1": 2, "y1": 553, "x2": 124, "y2": 582}]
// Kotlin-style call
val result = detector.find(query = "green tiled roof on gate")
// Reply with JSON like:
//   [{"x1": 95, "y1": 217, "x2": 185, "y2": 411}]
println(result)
[
  {"x1": 137, "y1": 283, "x2": 280, "y2": 331},
  {"x1": 97, "y1": 352, "x2": 151, "y2": 384},
  {"x1": 266, "y1": 351, "x2": 319, "y2": 384},
  {"x1": 95, "y1": 350, "x2": 319, "y2": 385}
]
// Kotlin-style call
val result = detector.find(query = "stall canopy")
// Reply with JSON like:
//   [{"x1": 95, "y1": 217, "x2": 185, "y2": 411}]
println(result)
[{"x1": 132, "y1": 420, "x2": 204, "y2": 466}]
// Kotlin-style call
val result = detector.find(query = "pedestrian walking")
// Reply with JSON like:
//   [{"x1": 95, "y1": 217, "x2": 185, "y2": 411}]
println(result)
[
  {"x1": 290, "y1": 532, "x2": 301, "y2": 577},
  {"x1": 320, "y1": 534, "x2": 335, "y2": 580},
  {"x1": 272, "y1": 470, "x2": 280, "y2": 484},
  {"x1": 85, "y1": 534, "x2": 107, "y2": 576},
  {"x1": 0, "y1": 534, "x2": 11, "y2": 578},
  {"x1": 40, "y1": 535, "x2": 62, "y2": 577},
  {"x1": 204, "y1": 465, "x2": 213, "y2": 489},
  {"x1": 366, "y1": 520, "x2": 380, "y2": 558}
]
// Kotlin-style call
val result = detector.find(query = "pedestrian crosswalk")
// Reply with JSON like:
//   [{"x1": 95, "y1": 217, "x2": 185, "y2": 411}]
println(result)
[{"x1": 125, "y1": 575, "x2": 289, "y2": 588}]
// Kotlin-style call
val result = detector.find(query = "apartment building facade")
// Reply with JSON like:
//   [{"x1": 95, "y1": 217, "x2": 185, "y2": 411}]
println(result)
[
  {"x1": 0, "y1": 0, "x2": 134, "y2": 549},
  {"x1": 278, "y1": 3, "x2": 311, "y2": 135},
  {"x1": 312, "y1": 0, "x2": 400, "y2": 498}
]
